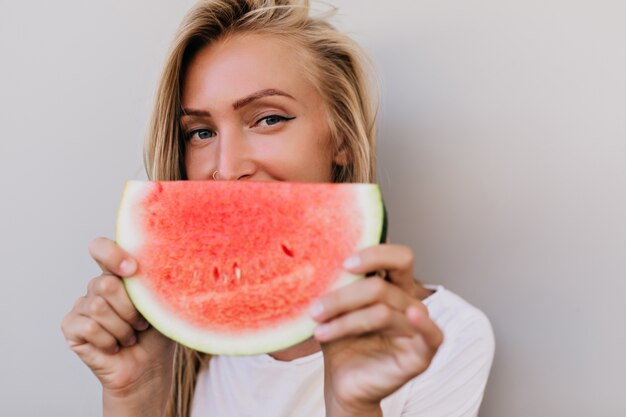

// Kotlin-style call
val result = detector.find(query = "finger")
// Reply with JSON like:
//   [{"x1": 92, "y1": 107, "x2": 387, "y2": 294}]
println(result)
[
  {"x1": 311, "y1": 277, "x2": 411, "y2": 322},
  {"x1": 87, "y1": 274, "x2": 149, "y2": 331},
  {"x1": 75, "y1": 295, "x2": 139, "y2": 347},
  {"x1": 88, "y1": 237, "x2": 137, "y2": 277},
  {"x1": 62, "y1": 314, "x2": 120, "y2": 354},
  {"x1": 407, "y1": 305, "x2": 444, "y2": 350},
  {"x1": 313, "y1": 303, "x2": 415, "y2": 342},
  {"x1": 343, "y1": 244, "x2": 416, "y2": 293}
]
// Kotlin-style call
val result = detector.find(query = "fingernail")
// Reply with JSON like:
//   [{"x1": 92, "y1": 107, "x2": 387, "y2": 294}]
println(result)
[
  {"x1": 343, "y1": 255, "x2": 361, "y2": 270},
  {"x1": 314, "y1": 324, "x2": 330, "y2": 339},
  {"x1": 309, "y1": 302, "x2": 324, "y2": 319},
  {"x1": 127, "y1": 334, "x2": 137, "y2": 346},
  {"x1": 120, "y1": 259, "x2": 136, "y2": 275},
  {"x1": 137, "y1": 317, "x2": 149, "y2": 331}
]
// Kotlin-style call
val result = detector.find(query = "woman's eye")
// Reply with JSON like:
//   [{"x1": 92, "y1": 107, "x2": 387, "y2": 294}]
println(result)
[
  {"x1": 257, "y1": 115, "x2": 296, "y2": 127},
  {"x1": 187, "y1": 129, "x2": 216, "y2": 141}
]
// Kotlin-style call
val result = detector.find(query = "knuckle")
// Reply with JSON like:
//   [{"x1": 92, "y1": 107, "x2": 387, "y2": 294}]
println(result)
[
  {"x1": 415, "y1": 302, "x2": 429, "y2": 316},
  {"x1": 83, "y1": 320, "x2": 100, "y2": 337},
  {"x1": 105, "y1": 341, "x2": 119, "y2": 353},
  {"x1": 411, "y1": 300, "x2": 423, "y2": 312},
  {"x1": 434, "y1": 328, "x2": 445, "y2": 347},
  {"x1": 121, "y1": 327, "x2": 136, "y2": 344},
  {"x1": 60, "y1": 314, "x2": 72, "y2": 335},
  {"x1": 73, "y1": 295, "x2": 86, "y2": 310},
  {"x1": 118, "y1": 305, "x2": 141, "y2": 328},
  {"x1": 119, "y1": 299, "x2": 140, "y2": 324},
  {"x1": 87, "y1": 278, "x2": 96, "y2": 294},
  {"x1": 356, "y1": 317, "x2": 372, "y2": 334},
  {"x1": 118, "y1": 310, "x2": 137, "y2": 329},
  {"x1": 374, "y1": 304, "x2": 393, "y2": 325},
  {"x1": 367, "y1": 277, "x2": 387, "y2": 298},
  {"x1": 131, "y1": 309, "x2": 144, "y2": 324},
  {"x1": 97, "y1": 335, "x2": 118, "y2": 352},
  {"x1": 88, "y1": 296, "x2": 108, "y2": 316},
  {"x1": 406, "y1": 353, "x2": 428, "y2": 374},
  {"x1": 330, "y1": 382, "x2": 354, "y2": 407},
  {"x1": 409, "y1": 300, "x2": 428, "y2": 318},
  {"x1": 94, "y1": 275, "x2": 120, "y2": 295}
]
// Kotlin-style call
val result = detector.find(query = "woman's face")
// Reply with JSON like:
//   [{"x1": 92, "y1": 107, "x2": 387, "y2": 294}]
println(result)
[{"x1": 181, "y1": 33, "x2": 337, "y2": 182}]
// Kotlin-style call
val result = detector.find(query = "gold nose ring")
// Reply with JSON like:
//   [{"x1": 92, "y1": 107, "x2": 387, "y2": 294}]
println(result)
[{"x1": 212, "y1": 170, "x2": 219, "y2": 180}]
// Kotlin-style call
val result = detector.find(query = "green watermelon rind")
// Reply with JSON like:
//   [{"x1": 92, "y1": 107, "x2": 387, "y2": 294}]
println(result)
[{"x1": 115, "y1": 181, "x2": 384, "y2": 355}]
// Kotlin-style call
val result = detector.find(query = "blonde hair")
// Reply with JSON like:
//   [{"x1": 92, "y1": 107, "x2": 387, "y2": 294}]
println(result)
[{"x1": 144, "y1": 1, "x2": 379, "y2": 415}]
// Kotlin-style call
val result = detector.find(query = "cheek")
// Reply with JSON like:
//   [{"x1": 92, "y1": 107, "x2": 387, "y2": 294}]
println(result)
[
  {"x1": 275, "y1": 119, "x2": 334, "y2": 181},
  {"x1": 184, "y1": 145, "x2": 213, "y2": 180},
  {"x1": 278, "y1": 141, "x2": 334, "y2": 181}
]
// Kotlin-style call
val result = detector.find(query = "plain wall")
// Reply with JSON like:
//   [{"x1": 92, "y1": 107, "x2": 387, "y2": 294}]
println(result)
[{"x1": 1, "y1": 1, "x2": 624, "y2": 416}]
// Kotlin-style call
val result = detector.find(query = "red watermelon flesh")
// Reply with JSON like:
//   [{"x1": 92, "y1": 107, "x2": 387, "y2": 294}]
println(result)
[{"x1": 116, "y1": 181, "x2": 384, "y2": 355}]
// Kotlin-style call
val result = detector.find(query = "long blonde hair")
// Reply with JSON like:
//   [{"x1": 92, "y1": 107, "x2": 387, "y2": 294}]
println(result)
[{"x1": 144, "y1": 1, "x2": 379, "y2": 415}]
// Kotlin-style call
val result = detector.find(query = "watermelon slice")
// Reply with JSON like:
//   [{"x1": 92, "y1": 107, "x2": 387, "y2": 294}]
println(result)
[{"x1": 116, "y1": 181, "x2": 385, "y2": 355}]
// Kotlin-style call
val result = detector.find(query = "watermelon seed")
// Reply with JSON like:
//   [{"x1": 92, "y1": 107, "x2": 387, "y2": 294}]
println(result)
[
  {"x1": 281, "y1": 244, "x2": 294, "y2": 258},
  {"x1": 233, "y1": 263, "x2": 242, "y2": 282}
]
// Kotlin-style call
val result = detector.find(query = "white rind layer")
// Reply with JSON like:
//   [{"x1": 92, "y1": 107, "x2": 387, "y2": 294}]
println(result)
[
  {"x1": 116, "y1": 181, "x2": 384, "y2": 355},
  {"x1": 116, "y1": 181, "x2": 154, "y2": 254}
]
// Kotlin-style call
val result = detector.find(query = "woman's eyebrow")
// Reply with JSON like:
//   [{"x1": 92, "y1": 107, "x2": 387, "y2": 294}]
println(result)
[
  {"x1": 180, "y1": 89, "x2": 295, "y2": 118},
  {"x1": 180, "y1": 108, "x2": 211, "y2": 118},
  {"x1": 232, "y1": 89, "x2": 295, "y2": 110}
]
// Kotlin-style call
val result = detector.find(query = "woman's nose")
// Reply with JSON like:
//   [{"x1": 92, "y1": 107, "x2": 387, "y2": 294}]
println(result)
[{"x1": 214, "y1": 128, "x2": 255, "y2": 181}]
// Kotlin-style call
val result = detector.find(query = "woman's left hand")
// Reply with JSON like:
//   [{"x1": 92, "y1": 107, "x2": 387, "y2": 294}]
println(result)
[{"x1": 312, "y1": 244, "x2": 444, "y2": 417}]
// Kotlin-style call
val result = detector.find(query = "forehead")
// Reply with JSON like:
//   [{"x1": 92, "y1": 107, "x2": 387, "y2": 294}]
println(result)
[{"x1": 181, "y1": 33, "x2": 319, "y2": 107}]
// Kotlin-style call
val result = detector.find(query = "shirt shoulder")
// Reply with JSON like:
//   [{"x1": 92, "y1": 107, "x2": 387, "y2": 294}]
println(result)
[
  {"x1": 400, "y1": 285, "x2": 495, "y2": 417},
  {"x1": 424, "y1": 285, "x2": 493, "y2": 334}
]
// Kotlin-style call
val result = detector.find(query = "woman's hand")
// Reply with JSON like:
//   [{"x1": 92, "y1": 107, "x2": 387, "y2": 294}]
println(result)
[
  {"x1": 61, "y1": 237, "x2": 175, "y2": 414},
  {"x1": 312, "y1": 244, "x2": 444, "y2": 417}
]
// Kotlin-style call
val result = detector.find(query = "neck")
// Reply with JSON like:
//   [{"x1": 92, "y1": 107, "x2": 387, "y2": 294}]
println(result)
[{"x1": 269, "y1": 336, "x2": 321, "y2": 361}]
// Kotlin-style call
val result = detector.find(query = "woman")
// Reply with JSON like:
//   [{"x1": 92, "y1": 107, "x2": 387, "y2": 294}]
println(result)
[{"x1": 61, "y1": 1, "x2": 495, "y2": 416}]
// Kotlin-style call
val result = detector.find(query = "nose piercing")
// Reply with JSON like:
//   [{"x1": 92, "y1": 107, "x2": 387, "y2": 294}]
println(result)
[{"x1": 212, "y1": 170, "x2": 219, "y2": 180}]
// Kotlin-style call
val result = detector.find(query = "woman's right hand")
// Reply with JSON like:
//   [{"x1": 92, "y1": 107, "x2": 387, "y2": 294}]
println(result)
[{"x1": 61, "y1": 237, "x2": 176, "y2": 401}]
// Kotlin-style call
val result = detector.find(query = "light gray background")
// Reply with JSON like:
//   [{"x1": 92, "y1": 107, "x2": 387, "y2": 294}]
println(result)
[{"x1": 1, "y1": 1, "x2": 624, "y2": 416}]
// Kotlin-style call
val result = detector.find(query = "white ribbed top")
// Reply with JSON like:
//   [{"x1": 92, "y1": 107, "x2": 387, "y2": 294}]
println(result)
[{"x1": 190, "y1": 286, "x2": 495, "y2": 417}]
